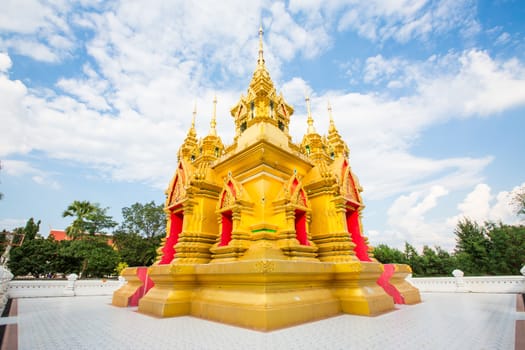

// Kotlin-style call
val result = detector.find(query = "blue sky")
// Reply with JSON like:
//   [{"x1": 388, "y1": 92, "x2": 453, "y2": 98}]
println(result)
[{"x1": 1, "y1": 0, "x2": 524, "y2": 251}]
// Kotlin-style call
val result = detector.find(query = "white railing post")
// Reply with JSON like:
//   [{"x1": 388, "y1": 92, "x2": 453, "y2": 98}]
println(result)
[
  {"x1": 64, "y1": 273, "x2": 78, "y2": 296},
  {"x1": 452, "y1": 269, "x2": 467, "y2": 292}
]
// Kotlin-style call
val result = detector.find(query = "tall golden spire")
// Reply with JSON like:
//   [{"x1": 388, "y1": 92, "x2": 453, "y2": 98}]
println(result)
[
  {"x1": 326, "y1": 100, "x2": 349, "y2": 158},
  {"x1": 185, "y1": 102, "x2": 197, "y2": 138},
  {"x1": 178, "y1": 102, "x2": 198, "y2": 161},
  {"x1": 230, "y1": 25, "x2": 294, "y2": 142},
  {"x1": 305, "y1": 95, "x2": 316, "y2": 134},
  {"x1": 258, "y1": 24, "x2": 265, "y2": 66},
  {"x1": 210, "y1": 95, "x2": 217, "y2": 136}
]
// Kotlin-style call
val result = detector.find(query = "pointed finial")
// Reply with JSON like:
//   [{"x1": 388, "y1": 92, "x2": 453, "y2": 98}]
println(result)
[
  {"x1": 258, "y1": 24, "x2": 265, "y2": 66},
  {"x1": 305, "y1": 95, "x2": 316, "y2": 134},
  {"x1": 192, "y1": 102, "x2": 197, "y2": 129},
  {"x1": 328, "y1": 100, "x2": 336, "y2": 131},
  {"x1": 210, "y1": 95, "x2": 217, "y2": 136}
]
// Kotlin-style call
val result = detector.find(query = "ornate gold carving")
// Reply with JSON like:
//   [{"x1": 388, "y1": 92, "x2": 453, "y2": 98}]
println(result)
[{"x1": 253, "y1": 260, "x2": 276, "y2": 273}]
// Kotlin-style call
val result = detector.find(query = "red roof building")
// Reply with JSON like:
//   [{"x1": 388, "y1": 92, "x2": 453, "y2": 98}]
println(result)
[
  {"x1": 49, "y1": 229, "x2": 113, "y2": 245},
  {"x1": 49, "y1": 229, "x2": 72, "y2": 241}
]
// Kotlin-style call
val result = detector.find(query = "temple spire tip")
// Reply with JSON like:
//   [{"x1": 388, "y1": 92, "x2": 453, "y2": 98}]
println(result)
[
  {"x1": 192, "y1": 102, "x2": 197, "y2": 128},
  {"x1": 305, "y1": 95, "x2": 316, "y2": 134},
  {"x1": 328, "y1": 100, "x2": 337, "y2": 132},
  {"x1": 210, "y1": 95, "x2": 217, "y2": 136},
  {"x1": 258, "y1": 24, "x2": 265, "y2": 66}
]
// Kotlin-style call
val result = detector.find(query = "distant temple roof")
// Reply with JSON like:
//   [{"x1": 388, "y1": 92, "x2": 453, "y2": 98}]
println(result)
[{"x1": 48, "y1": 229, "x2": 113, "y2": 245}]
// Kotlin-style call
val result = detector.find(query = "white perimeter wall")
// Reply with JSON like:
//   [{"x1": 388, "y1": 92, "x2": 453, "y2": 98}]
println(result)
[
  {"x1": 3, "y1": 273, "x2": 525, "y2": 298},
  {"x1": 7, "y1": 276, "x2": 124, "y2": 298},
  {"x1": 407, "y1": 275, "x2": 525, "y2": 293}
]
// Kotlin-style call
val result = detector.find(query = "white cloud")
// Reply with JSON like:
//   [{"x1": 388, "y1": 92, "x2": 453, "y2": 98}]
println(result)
[
  {"x1": 0, "y1": 0, "x2": 75, "y2": 62},
  {"x1": 56, "y1": 64, "x2": 111, "y2": 111},
  {"x1": 2, "y1": 38, "x2": 59, "y2": 62},
  {"x1": 267, "y1": 2, "x2": 331, "y2": 61},
  {"x1": 32, "y1": 175, "x2": 60, "y2": 190},
  {"x1": 0, "y1": 53, "x2": 12, "y2": 72},
  {"x1": 363, "y1": 55, "x2": 412, "y2": 86},
  {"x1": 281, "y1": 77, "x2": 313, "y2": 107},
  {"x1": 377, "y1": 182, "x2": 524, "y2": 251},
  {"x1": 0, "y1": 0, "x2": 51, "y2": 33},
  {"x1": 2, "y1": 160, "x2": 60, "y2": 189},
  {"x1": 454, "y1": 183, "x2": 492, "y2": 223},
  {"x1": 447, "y1": 182, "x2": 525, "y2": 227},
  {"x1": 421, "y1": 50, "x2": 525, "y2": 117},
  {"x1": 1, "y1": 160, "x2": 38, "y2": 176},
  {"x1": 495, "y1": 32, "x2": 511, "y2": 46},
  {"x1": 379, "y1": 185, "x2": 454, "y2": 250},
  {"x1": 0, "y1": 59, "x2": 31, "y2": 157},
  {"x1": 334, "y1": 0, "x2": 479, "y2": 43},
  {"x1": 492, "y1": 185, "x2": 523, "y2": 223}
]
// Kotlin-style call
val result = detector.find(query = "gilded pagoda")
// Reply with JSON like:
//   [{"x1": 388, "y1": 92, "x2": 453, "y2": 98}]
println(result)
[{"x1": 113, "y1": 27, "x2": 420, "y2": 331}]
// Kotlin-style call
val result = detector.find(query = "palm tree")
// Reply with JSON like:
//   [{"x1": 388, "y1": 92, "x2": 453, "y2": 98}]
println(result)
[
  {"x1": 63, "y1": 200, "x2": 98, "y2": 239},
  {"x1": 63, "y1": 200, "x2": 117, "y2": 240}
]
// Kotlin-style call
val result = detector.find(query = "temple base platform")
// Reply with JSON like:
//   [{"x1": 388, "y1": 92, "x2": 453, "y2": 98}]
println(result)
[{"x1": 121, "y1": 259, "x2": 418, "y2": 331}]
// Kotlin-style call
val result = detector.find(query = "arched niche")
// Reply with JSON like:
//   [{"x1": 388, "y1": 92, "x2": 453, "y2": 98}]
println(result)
[
  {"x1": 160, "y1": 161, "x2": 189, "y2": 264},
  {"x1": 283, "y1": 175, "x2": 311, "y2": 246},
  {"x1": 166, "y1": 161, "x2": 188, "y2": 208},
  {"x1": 340, "y1": 159, "x2": 370, "y2": 261},
  {"x1": 159, "y1": 205, "x2": 183, "y2": 264},
  {"x1": 217, "y1": 179, "x2": 239, "y2": 247}
]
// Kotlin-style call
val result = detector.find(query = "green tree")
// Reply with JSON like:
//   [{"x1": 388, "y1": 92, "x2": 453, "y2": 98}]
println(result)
[
  {"x1": 17, "y1": 217, "x2": 41, "y2": 241},
  {"x1": 58, "y1": 238, "x2": 118, "y2": 278},
  {"x1": 403, "y1": 242, "x2": 423, "y2": 276},
  {"x1": 8, "y1": 238, "x2": 58, "y2": 277},
  {"x1": 420, "y1": 246, "x2": 456, "y2": 276},
  {"x1": 512, "y1": 186, "x2": 525, "y2": 217},
  {"x1": 120, "y1": 201, "x2": 165, "y2": 238},
  {"x1": 372, "y1": 244, "x2": 407, "y2": 264},
  {"x1": 113, "y1": 201, "x2": 165, "y2": 267},
  {"x1": 2, "y1": 218, "x2": 41, "y2": 264},
  {"x1": 113, "y1": 231, "x2": 160, "y2": 267},
  {"x1": 373, "y1": 243, "x2": 457, "y2": 277},
  {"x1": 62, "y1": 200, "x2": 116, "y2": 239},
  {"x1": 454, "y1": 218, "x2": 489, "y2": 275},
  {"x1": 51, "y1": 239, "x2": 81, "y2": 275},
  {"x1": 485, "y1": 222, "x2": 525, "y2": 275},
  {"x1": 435, "y1": 246, "x2": 457, "y2": 275}
]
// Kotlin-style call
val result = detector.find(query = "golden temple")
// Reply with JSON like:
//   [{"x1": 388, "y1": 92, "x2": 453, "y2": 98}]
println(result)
[{"x1": 113, "y1": 26, "x2": 420, "y2": 331}]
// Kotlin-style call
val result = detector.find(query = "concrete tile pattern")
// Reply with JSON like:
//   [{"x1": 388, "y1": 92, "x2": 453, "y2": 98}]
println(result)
[{"x1": 16, "y1": 293, "x2": 523, "y2": 350}]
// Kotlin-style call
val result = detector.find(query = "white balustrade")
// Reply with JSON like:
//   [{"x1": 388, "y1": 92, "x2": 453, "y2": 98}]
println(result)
[
  {"x1": 4, "y1": 268, "x2": 525, "y2": 298},
  {"x1": 7, "y1": 277, "x2": 125, "y2": 298},
  {"x1": 408, "y1": 268, "x2": 525, "y2": 293}
]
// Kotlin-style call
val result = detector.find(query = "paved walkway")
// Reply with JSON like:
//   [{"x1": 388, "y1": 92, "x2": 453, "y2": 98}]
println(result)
[{"x1": 5, "y1": 293, "x2": 525, "y2": 349}]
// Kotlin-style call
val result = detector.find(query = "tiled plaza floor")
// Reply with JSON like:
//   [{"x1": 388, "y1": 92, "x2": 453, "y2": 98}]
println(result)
[{"x1": 8, "y1": 292, "x2": 525, "y2": 349}]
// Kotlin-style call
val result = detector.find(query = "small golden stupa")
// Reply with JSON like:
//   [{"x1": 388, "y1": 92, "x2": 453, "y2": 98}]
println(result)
[{"x1": 113, "y1": 27, "x2": 420, "y2": 331}]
